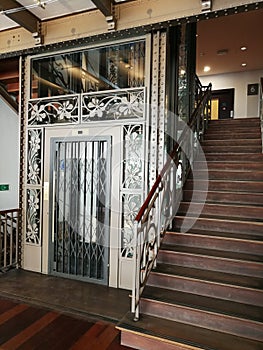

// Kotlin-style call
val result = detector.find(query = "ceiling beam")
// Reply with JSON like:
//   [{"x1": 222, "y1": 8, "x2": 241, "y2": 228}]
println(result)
[
  {"x1": 91, "y1": 0, "x2": 113, "y2": 17},
  {"x1": 1, "y1": 0, "x2": 40, "y2": 34}
]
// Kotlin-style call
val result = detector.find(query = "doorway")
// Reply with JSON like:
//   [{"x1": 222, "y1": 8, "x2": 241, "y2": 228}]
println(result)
[
  {"x1": 211, "y1": 89, "x2": 234, "y2": 119},
  {"x1": 49, "y1": 136, "x2": 111, "y2": 284}
]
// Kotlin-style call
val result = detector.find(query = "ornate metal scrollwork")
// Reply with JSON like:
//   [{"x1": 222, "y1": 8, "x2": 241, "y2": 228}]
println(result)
[
  {"x1": 28, "y1": 95, "x2": 79, "y2": 125},
  {"x1": 27, "y1": 129, "x2": 42, "y2": 185},
  {"x1": 26, "y1": 188, "x2": 41, "y2": 245},
  {"x1": 82, "y1": 88, "x2": 145, "y2": 122}
]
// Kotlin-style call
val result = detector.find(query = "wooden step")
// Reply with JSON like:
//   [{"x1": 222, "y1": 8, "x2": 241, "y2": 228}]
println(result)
[
  {"x1": 163, "y1": 232, "x2": 263, "y2": 255},
  {"x1": 140, "y1": 287, "x2": 263, "y2": 341},
  {"x1": 174, "y1": 216, "x2": 263, "y2": 238},
  {"x1": 183, "y1": 189, "x2": 263, "y2": 206},
  {"x1": 204, "y1": 132, "x2": 261, "y2": 140},
  {"x1": 148, "y1": 264, "x2": 263, "y2": 306},
  {"x1": 202, "y1": 145, "x2": 262, "y2": 153},
  {"x1": 158, "y1": 247, "x2": 263, "y2": 277},
  {"x1": 142, "y1": 285, "x2": 263, "y2": 325},
  {"x1": 208, "y1": 118, "x2": 260, "y2": 125},
  {"x1": 190, "y1": 169, "x2": 263, "y2": 181},
  {"x1": 202, "y1": 139, "x2": 262, "y2": 147},
  {"x1": 118, "y1": 313, "x2": 262, "y2": 350},
  {"x1": 203, "y1": 153, "x2": 263, "y2": 162},
  {"x1": 184, "y1": 179, "x2": 263, "y2": 193},
  {"x1": 178, "y1": 202, "x2": 263, "y2": 221},
  {"x1": 193, "y1": 161, "x2": 263, "y2": 171}
]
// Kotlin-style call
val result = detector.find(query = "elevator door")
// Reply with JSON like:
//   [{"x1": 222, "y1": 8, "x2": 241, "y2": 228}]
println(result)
[{"x1": 50, "y1": 136, "x2": 111, "y2": 284}]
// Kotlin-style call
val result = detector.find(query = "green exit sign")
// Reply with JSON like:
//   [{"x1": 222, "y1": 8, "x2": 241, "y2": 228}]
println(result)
[{"x1": 0, "y1": 184, "x2": 9, "y2": 191}]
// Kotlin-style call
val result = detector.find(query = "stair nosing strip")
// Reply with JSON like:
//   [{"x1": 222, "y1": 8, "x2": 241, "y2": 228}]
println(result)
[{"x1": 118, "y1": 326, "x2": 202, "y2": 350}]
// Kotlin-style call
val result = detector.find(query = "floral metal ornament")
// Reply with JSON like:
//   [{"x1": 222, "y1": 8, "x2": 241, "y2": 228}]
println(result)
[
  {"x1": 121, "y1": 193, "x2": 142, "y2": 258},
  {"x1": 26, "y1": 189, "x2": 41, "y2": 245},
  {"x1": 82, "y1": 88, "x2": 145, "y2": 122},
  {"x1": 27, "y1": 129, "x2": 42, "y2": 185},
  {"x1": 28, "y1": 95, "x2": 79, "y2": 125}
]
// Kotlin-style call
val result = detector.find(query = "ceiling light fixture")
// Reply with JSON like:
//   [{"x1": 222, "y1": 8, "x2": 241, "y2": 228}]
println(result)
[
  {"x1": 241, "y1": 63, "x2": 247, "y2": 67},
  {"x1": 217, "y1": 49, "x2": 228, "y2": 56},
  {"x1": 240, "y1": 46, "x2": 247, "y2": 51},
  {"x1": 203, "y1": 66, "x2": 211, "y2": 73}
]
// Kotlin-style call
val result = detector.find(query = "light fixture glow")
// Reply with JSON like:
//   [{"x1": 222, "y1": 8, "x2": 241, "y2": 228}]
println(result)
[
  {"x1": 241, "y1": 63, "x2": 247, "y2": 67},
  {"x1": 203, "y1": 66, "x2": 211, "y2": 73},
  {"x1": 240, "y1": 46, "x2": 247, "y2": 51}
]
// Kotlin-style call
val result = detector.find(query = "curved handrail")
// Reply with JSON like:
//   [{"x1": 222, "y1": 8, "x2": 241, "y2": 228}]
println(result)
[
  {"x1": 135, "y1": 83, "x2": 212, "y2": 223},
  {"x1": 132, "y1": 81, "x2": 212, "y2": 321}
]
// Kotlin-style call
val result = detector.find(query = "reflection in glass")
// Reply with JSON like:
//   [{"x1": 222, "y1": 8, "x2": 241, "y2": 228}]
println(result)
[{"x1": 31, "y1": 41, "x2": 145, "y2": 98}]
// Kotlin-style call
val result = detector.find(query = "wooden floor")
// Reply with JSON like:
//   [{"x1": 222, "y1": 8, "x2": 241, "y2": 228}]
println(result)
[
  {"x1": 0, "y1": 269, "x2": 135, "y2": 349},
  {"x1": 0, "y1": 297, "x2": 133, "y2": 349}
]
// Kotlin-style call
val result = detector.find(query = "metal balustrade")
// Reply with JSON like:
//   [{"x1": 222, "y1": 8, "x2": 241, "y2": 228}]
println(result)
[
  {"x1": 0, "y1": 209, "x2": 20, "y2": 272},
  {"x1": 131, "y1": 81, "x2": 212, "y2": 320}
]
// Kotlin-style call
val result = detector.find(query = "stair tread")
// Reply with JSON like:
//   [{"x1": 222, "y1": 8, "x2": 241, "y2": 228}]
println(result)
[
  {"x1": 118, "y1": 313, "x2": 262, "y2": 350},
  {"x1": 160, "y1": 244, "x2": 263, "y2": 263},
  {"x1": 142, "y1": 286, "x2": 263, "y2": 323},
  {"x1": 153, "y1": 263, "x2": 263, "y2": 290},
  {"x1": 174, "y1": 226, "x2": 263, "y2": 241},
  {"x1": 178, "y1": 202, "x2": 263, "y2": 221},
  {"x1": 183, "y1": 190, "x2": 263, "y2": 206}
]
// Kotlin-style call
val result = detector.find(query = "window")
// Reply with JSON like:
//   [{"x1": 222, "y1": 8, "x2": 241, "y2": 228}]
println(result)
[{"x1": 31, "y1": 40, "x2": 145, "y2": 99}]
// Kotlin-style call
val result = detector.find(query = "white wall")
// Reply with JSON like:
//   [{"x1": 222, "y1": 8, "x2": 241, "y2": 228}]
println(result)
[
  {"x1": 200, "y1": 69, "x2": 263, "y2": 119},
  {"x1": 0, "y1": 97, "x2": 19, "y2": 211}
]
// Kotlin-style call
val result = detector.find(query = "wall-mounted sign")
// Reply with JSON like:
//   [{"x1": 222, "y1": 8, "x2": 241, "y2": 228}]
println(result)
[
  {"x1": 247, "y1": 83, "x2": 259, "y2": 96},
  {"x1": 0, "y1": 184, "x2": 9, "y2": 191}
]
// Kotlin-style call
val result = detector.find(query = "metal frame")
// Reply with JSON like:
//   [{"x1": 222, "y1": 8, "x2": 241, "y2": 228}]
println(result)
[{"x1": 0, "y1": 2, "x2": 261, "y2": 60}]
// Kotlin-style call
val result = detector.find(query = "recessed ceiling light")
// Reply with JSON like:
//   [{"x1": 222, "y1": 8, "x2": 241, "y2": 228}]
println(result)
[
  {"x1": 204, "y1": 66, "x2": 211, "y2": 72},
  {"x1": 240, "y1": 46, "x2": 247, "y2": 51},
  {"x1": 241, "y1": 63, "x2": 247, "y2": 67}
]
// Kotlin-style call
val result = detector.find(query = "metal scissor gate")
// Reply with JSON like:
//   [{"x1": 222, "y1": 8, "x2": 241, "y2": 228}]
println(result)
[{"x1": 50, "y1": 136, "x2": 111, "y2": 284}]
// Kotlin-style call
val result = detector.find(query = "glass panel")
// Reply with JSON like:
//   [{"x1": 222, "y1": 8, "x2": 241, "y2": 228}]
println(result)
[{"x1": 31, "y1": 40, "x2": 145, "y2": 98}]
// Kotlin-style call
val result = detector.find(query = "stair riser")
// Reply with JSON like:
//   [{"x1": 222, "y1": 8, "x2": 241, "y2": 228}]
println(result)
[
  {"x1": 140, "y1": 299, "x2": 263, "y2": 342},
  {"x1": 203, "y1": 154, "x2": 263, "y2": 162},
  {"x1": 147, "y1": 273, "x2": 263, "y2": 307},
  {"x1": 202, "y1": 146, "x2": 262, "y2": 153},
  {"x1": 158, "y1": 251, "x2": 263, "y2": 278},
  {"x1": 183, "y1": 190, "x2": 263, "y2": 206},
  {"x1": 204, "y1": 133, "x2": 261, "y2": 140},
  {"x1": 178, "y1": 203, "x2": 263, "y2": 221},
  {"x1": 208, "y1": 118, "x2": 260, "y2": 125},
  {"x1": 193, "y1": 162, "x2": 263, "y2": 171},
  {"x1": 163, "y1": 233, "x2": 263, "y2": 255},
  {"x1": 190, "y1": 170, "x2": 263, "y2": 181},
  {"x1": 202, "y1": 140, "x2": 262, "y2": 146},
  {"x1": 175, "y1": 216, "x2": 263, "y2": 236},
  {"x1": 184, "y1": 180, "x2": 263, "y2": 193}
]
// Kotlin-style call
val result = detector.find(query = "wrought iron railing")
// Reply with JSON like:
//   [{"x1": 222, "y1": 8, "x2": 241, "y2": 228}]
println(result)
[
  {"x1": 131, "y1": 82, "x2": 212, "y2": 320},
  {"x1": 0, "y1": 209, "x2": 20, "y2": 272}
]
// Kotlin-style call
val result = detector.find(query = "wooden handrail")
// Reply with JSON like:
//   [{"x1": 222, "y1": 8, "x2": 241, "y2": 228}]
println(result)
[
  {"x1": 0, "y1": 208, "x2": 20, "y2": 215},
  {"x1": 135, "y1": 83, "x2": 212, "y2": 223}
]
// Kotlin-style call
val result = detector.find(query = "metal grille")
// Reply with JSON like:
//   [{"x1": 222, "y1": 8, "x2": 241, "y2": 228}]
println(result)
[{"x1": 50, "y1": 137, "x2": 111, "y2": 284}]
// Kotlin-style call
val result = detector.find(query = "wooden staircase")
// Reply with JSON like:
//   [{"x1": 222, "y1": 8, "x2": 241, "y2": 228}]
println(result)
[{"x1": 117, "y1": 117, "x2": 263, "y2": 350}]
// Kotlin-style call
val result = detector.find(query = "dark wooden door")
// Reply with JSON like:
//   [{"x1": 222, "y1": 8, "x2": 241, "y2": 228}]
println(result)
[{"x1": 212, "y1": 88, "x2": 234, "y2": 119}]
